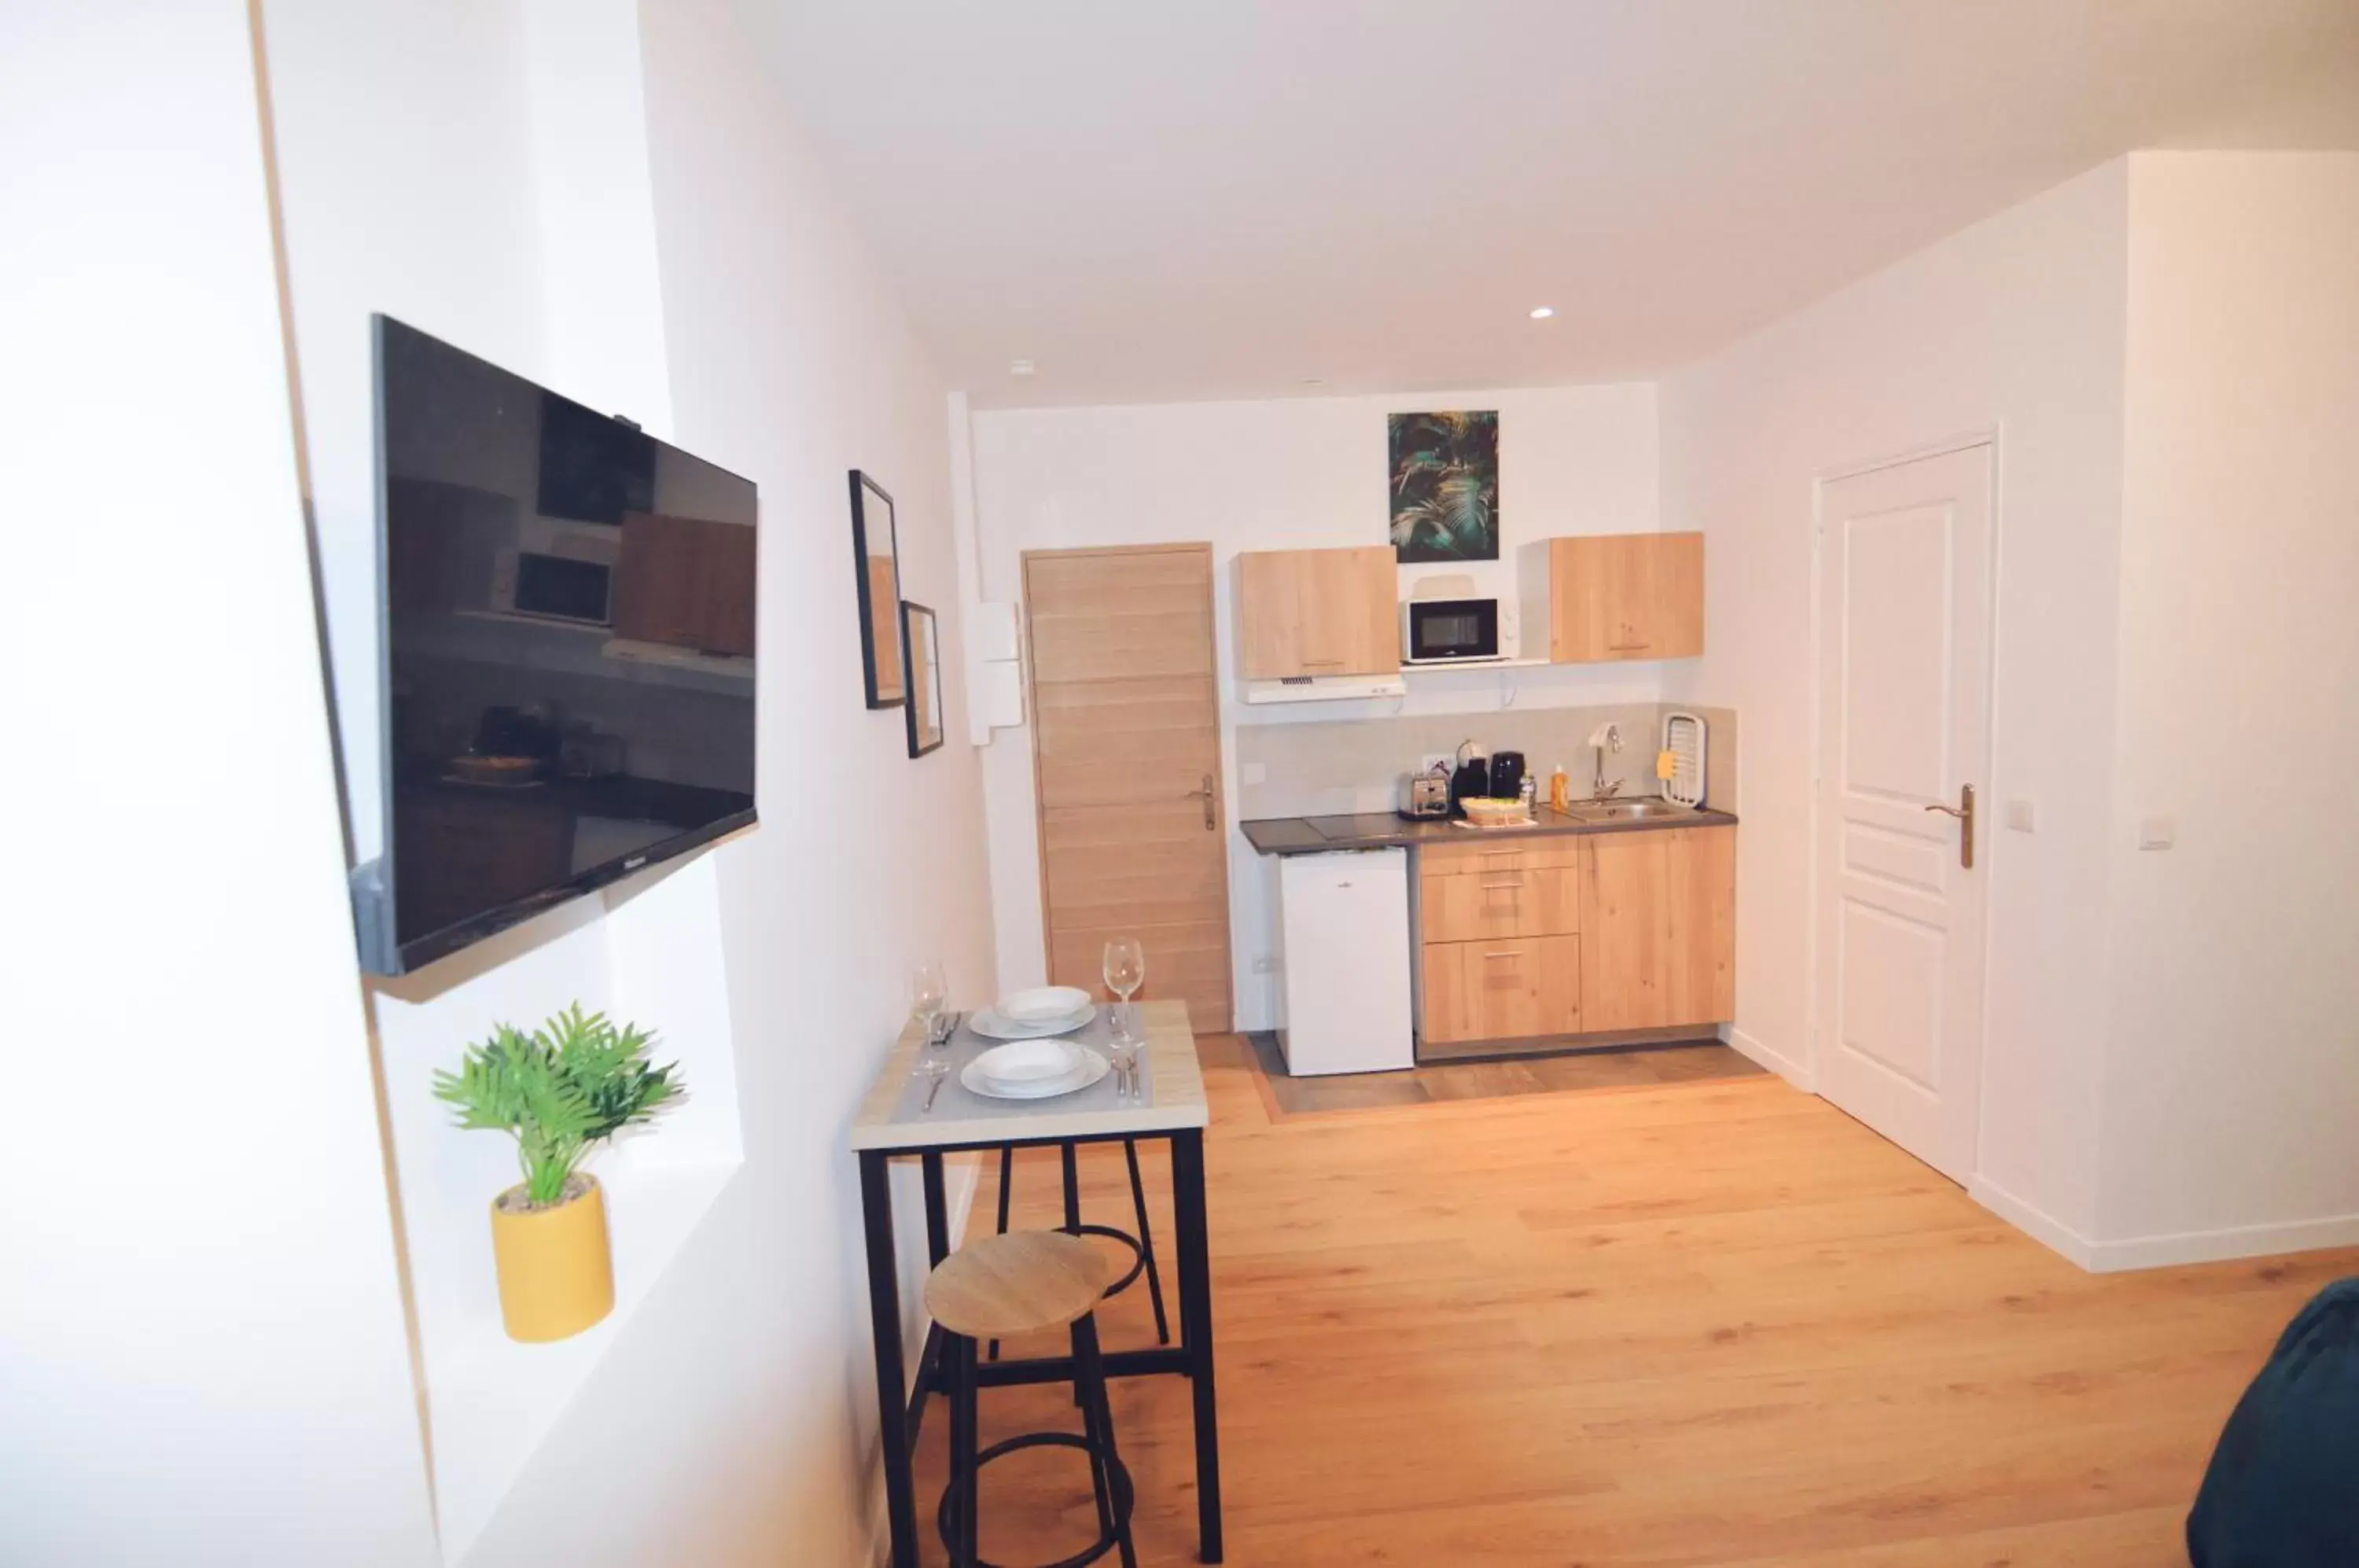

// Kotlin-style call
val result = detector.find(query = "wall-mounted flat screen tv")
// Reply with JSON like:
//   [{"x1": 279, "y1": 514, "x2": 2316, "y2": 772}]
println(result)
[{"x1": 351, "y1": 316, "x2": 758, "y2": 974}]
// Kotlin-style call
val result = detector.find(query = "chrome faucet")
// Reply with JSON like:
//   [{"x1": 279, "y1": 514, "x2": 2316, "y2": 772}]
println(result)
[{"x1": 1588, "y1": 723, "x2": 1624, "y2": 801}]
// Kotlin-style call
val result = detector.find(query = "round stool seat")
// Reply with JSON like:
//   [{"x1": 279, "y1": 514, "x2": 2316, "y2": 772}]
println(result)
[{"x1": 928, "y1": 1231, "x2": 1113, "y2": 1342}]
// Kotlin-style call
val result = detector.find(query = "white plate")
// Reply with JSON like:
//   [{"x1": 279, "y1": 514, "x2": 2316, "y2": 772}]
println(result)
[
  {"x1": 967, "y1": 1003, "x2": 1097, "y2": 1040},
  {"x1": 960, "y1": 1048, "x2": 1110, "y2": 1101},
  {"x1": 996, "y1": 985, "x2": 1092, "y2": 1025},
  {"x1": 970, "y1": 1039, "x2": 1080, "y2": 1084}
]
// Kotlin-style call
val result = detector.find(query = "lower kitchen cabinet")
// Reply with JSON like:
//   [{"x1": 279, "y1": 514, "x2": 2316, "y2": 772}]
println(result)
[
  {"x1": 1579, "y1": 825, "x2": 1735, "y2": 1032},
  {"x1": 1411, "y1": 823, "x2": 1735, "y2": 1050},
  {"x1": 1422, "y1": 933, "x2": 1581, "y2": 1044},
  {"x1": 1419, "y1": 859, "x2": 1581, "y2": 942}
]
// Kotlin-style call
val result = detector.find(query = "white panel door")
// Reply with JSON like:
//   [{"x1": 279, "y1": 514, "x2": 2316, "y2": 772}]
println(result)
[{"x1": 1815, "y1": 445, "x2": 1993, "y2": 1180}]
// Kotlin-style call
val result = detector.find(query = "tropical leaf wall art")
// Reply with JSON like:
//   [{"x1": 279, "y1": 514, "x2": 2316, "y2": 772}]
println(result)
[{"x1": 1389, "y1": 410, "x2": 1500, "y2": 562}]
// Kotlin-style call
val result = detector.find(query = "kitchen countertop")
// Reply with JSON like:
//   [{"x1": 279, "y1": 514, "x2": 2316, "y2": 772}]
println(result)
[{"x1": 1240, "y1": 802, "x2": 1739, "y2": 856}]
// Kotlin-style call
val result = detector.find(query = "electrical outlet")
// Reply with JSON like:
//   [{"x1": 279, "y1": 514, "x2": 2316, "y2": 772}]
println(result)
[{"x1": 1253, "y1": 955, "x2": 1280, "y2": 975}]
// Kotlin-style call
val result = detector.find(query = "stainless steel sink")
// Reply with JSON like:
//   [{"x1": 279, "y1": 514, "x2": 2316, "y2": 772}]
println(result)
[{"x1": 1568, "y1": 798, "x2": 1697, "y2": 823}]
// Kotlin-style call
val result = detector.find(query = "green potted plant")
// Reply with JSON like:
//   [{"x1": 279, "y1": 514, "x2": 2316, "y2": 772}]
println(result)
[{"x1": 432, "y1": 1005, "x2": 683, "y2": 1343}]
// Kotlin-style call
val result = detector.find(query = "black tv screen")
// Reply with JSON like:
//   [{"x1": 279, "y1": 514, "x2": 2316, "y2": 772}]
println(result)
[{"x1": 358, "y1": 315, "x2": 758, "y2": 974}]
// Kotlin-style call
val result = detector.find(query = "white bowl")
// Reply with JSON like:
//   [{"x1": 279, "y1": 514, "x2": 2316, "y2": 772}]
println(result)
[
  {"x1": 970, "y1": 1039, "x2": 1080, "y2": 1084},
  {"x1": 996, "y1": 985, "x2": 1092, "y2": 1025}
]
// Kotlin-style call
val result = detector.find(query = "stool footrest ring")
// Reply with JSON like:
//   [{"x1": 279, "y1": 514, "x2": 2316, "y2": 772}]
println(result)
[
  {"x1": 1067, "y1": 1223, "x2": 1149, "y2": 1300},
  {"x1": 937, "y1": 1431, "x2": 1135, "y2": 1568}
]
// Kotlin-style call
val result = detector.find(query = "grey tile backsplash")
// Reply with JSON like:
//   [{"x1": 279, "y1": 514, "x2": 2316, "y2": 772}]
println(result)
[{"x1": 1235, "y1": 703, "x2": 1739, "y2": 819}]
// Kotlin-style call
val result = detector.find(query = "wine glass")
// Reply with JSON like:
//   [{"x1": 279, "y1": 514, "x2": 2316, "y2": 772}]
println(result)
[
  {"x1": 1102, "y1": 937, "x2": 1146, "y2": 1045},
  {"x1": 911, "y1": 959, "x2": 948, "y2": 1051}
]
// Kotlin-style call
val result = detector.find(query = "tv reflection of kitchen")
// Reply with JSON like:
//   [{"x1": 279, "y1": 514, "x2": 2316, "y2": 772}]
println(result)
[{"x1": 377, "y1": 316, "x2": 758, "y2": 970}]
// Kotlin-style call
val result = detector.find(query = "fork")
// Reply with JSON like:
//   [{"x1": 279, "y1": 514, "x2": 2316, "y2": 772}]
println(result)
[{"x1": 915, "y1": 1056, "x2": 950, "y2": 1113}]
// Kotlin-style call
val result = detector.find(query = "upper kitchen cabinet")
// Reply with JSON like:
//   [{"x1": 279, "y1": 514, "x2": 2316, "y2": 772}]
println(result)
[
  {"x1": 1236, "y1": 546, "x2": 1399, "y2": 679},
  {"x1": 1540, "y1": 532, "x2": 1704, "y2": 662},
  {"x1": 612, "y1": 510, "x2": 758, "y2": 657}
]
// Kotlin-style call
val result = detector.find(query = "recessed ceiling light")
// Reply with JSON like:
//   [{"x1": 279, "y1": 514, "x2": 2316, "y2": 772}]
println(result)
[
  {"x1": 1529, "y1": 307, "x2": 1555, "y2": 320},
  {"x1": 1009, "y1": 358, "x2": 1036, "y2": 376}
]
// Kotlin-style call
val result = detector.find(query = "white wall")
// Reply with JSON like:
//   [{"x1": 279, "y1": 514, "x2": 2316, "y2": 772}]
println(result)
[
  {"x1": 970, "y1": 385, "x2": 1664, "y2": 1027},
  {"x1": 1658, "y1": 161, "x2": 2133, "y2": 1243},
  {"x1": 0, "y1": 4, "x2": 437, "y2": 1564},
  {"x1": 260, "y1": 0, "x2": 995, "y2": 1562},
  {"x1": 2092, "y1": 152, "x2": 2359, "y2": 1261}
]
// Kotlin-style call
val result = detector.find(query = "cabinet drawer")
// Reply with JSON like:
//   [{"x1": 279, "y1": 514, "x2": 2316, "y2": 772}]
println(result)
[
  {"x1": 1420, "y1": 934, "x2": 1581, "y2": 1045},
  {"x1": 1420, "y1": 863, "x2": 1578, "y2": 940},
  {"x1": 1420, "y1": 836, "x2": 1586, "y2": 878}
]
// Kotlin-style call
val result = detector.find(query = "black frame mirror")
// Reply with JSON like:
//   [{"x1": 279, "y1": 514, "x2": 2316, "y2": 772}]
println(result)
[
  {"x1": 849, "y1": 469, "x2": 904, "y2": 709},
  {"x1": 903, "y1": 602, "x2": 944, "y2": 757}
]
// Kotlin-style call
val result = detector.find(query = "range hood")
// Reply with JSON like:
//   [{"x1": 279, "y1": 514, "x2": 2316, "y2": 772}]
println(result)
[{"x1": 1242, "y1": 672, "x2": 1409, "y2": 705}]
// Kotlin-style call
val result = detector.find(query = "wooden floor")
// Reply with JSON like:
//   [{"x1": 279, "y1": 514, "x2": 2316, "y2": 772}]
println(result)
[
  {"x1": 1248, "y1": 1032, "x2": 1765, "y2": 1117},
  {"x1": 914, "y1": 1034, "x2": 2355, "y2": 1566}
]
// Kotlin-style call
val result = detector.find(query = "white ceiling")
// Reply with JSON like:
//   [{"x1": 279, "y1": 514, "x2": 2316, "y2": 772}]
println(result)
[{"x1": 746, "y1": 1, "x2": 2359, "y2": 408}]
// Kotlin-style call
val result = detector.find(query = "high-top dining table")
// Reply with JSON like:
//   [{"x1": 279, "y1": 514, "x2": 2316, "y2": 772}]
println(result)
[{"x1": 849, "y1": 997, "x2": 1224, "y2": 1566}]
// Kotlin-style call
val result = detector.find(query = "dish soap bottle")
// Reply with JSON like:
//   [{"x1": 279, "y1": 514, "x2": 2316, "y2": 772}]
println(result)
[{"x1": 1548, "y1": 764, "x2": 1570, "y2": 812}]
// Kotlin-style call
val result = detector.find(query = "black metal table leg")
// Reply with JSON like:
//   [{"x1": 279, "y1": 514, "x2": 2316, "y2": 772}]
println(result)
[
  {"x1": 859, "y1": 1150, "x2": 921, "y2": 1568},
  {"x1": 922, "y1": 1151, "x2": 950, "y2": 1267},
  {"x1": 1172, "y1": 1128, "x2": 1224, "y2": 1562},
  {"x1": 988, "y1": 1145, "x2": 1014, "y2": 1361},
  {"x1": 1125, "y1": 1138, "x2": 1172, "y2": 1345}
]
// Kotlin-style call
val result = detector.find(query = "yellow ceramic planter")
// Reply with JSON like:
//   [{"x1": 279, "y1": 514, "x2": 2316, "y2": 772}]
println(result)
[{"x1": 490, "y1": 1175, "x2": 614, "y2": 1342}]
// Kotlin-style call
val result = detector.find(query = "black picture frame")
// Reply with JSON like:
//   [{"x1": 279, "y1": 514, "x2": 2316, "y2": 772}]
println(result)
[
  {"x1": 903, "y1": 602, "x2": 944, "y2": 758},
  {"x1": 849, "y1": 469, "x2": 905, "y2": 709}
]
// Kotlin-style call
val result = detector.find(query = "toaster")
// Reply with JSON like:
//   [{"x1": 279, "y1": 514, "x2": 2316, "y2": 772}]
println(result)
[{"x1": 1398, "y1": 770, "x2": 1452, "y2": 819}]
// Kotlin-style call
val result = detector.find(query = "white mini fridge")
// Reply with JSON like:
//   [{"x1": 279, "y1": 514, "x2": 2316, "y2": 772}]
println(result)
[{"x1": 1275, "y1": 848, "x2": 1416, "y2": 1075}]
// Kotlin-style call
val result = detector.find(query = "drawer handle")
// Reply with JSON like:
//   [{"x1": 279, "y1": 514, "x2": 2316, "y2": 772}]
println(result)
[
  {"x1": 1480, "y1": 876, "x2": 1524, "y2": 891},
  {"x1": 1481, "y1": 950, "x2": 1522, "y2": 962}
]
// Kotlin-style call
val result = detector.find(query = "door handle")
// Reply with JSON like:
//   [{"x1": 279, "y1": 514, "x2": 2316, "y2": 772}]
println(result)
[
  {"x1": 1183, "y1": 774, "x2": 1216, "y2": 830},
  {"x1": 1923, "y1": 783, "x2": 1975, "y2": 870}
]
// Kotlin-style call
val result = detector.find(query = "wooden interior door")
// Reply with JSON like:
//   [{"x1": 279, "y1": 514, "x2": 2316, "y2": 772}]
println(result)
[
  {"x1": 1814, "y1": 444, "x2": 1993, "y2": 1181},
  {"x1": 1025, "y1": 544, "x2": 1233, "y2": 1032}
]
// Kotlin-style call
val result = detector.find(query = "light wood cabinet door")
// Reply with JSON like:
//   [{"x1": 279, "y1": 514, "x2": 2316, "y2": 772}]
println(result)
[
  {"x1": 1420, "y1": 863, "x2": 1580, "y2": 943},
  {"x1": 1422, "y1": 934, "x2": 1581, "y2": 1045},
  {"x1": 1579, "y1": 826, "x2": 1735, "y2": 1031},
  {"x1": 1419, "y1": 837, "x2": 1585, "y2": 878},
  {"x1": 1237, "y1": 547, "x2": 1398, "y2": 679},
  {"x1": 1547, "y1": 532, "x2": 1703, "y2": 662}
]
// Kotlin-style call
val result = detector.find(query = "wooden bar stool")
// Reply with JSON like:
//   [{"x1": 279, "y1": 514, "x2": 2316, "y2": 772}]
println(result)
[
  {"x1": 928, "y1": 1231, "x2": 1139, "y2": 1568},
  {"x1": 986, "y1": 1139, "x2": 1169, "y2": 1360}
]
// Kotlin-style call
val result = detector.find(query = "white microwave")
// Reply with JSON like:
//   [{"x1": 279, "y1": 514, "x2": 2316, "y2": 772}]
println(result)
[{"x1": 1401, "y1": 597, "x2": 1502, "y2": 664}]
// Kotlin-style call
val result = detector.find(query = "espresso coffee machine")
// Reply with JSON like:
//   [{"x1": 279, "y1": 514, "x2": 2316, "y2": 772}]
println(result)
[{"x1": 1448, "y1": 739, "x2": 1492, "y2": 816}]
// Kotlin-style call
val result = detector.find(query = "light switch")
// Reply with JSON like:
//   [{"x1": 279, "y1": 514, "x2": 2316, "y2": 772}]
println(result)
[
  {"x1": 2004, "y1": 799, "x2": 2036, "y2": 833},
  {"x1": 1242, "y1": 762, "x2": 1268, "y2": 786},
  {"x1": 2139, "y1": 815, "x2": 2177, "y2": 851}
]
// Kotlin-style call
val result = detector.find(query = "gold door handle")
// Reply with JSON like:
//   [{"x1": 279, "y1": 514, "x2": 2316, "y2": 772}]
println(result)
[
  {"x1": 1923, "y1": 784, "x2": 1975, "y2": 870},
  {"x1": 1183, "y1": 774, "x2": 1216, "y2": 830}
]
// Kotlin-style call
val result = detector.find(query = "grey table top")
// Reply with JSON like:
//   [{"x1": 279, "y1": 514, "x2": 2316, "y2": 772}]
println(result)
[
  {"x1": 850, "y1": 999, "x2": 1209, "y2": 1153},
  {"x1": 1238, "y1": 802, "x2": 1739, "y2": 856}
]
